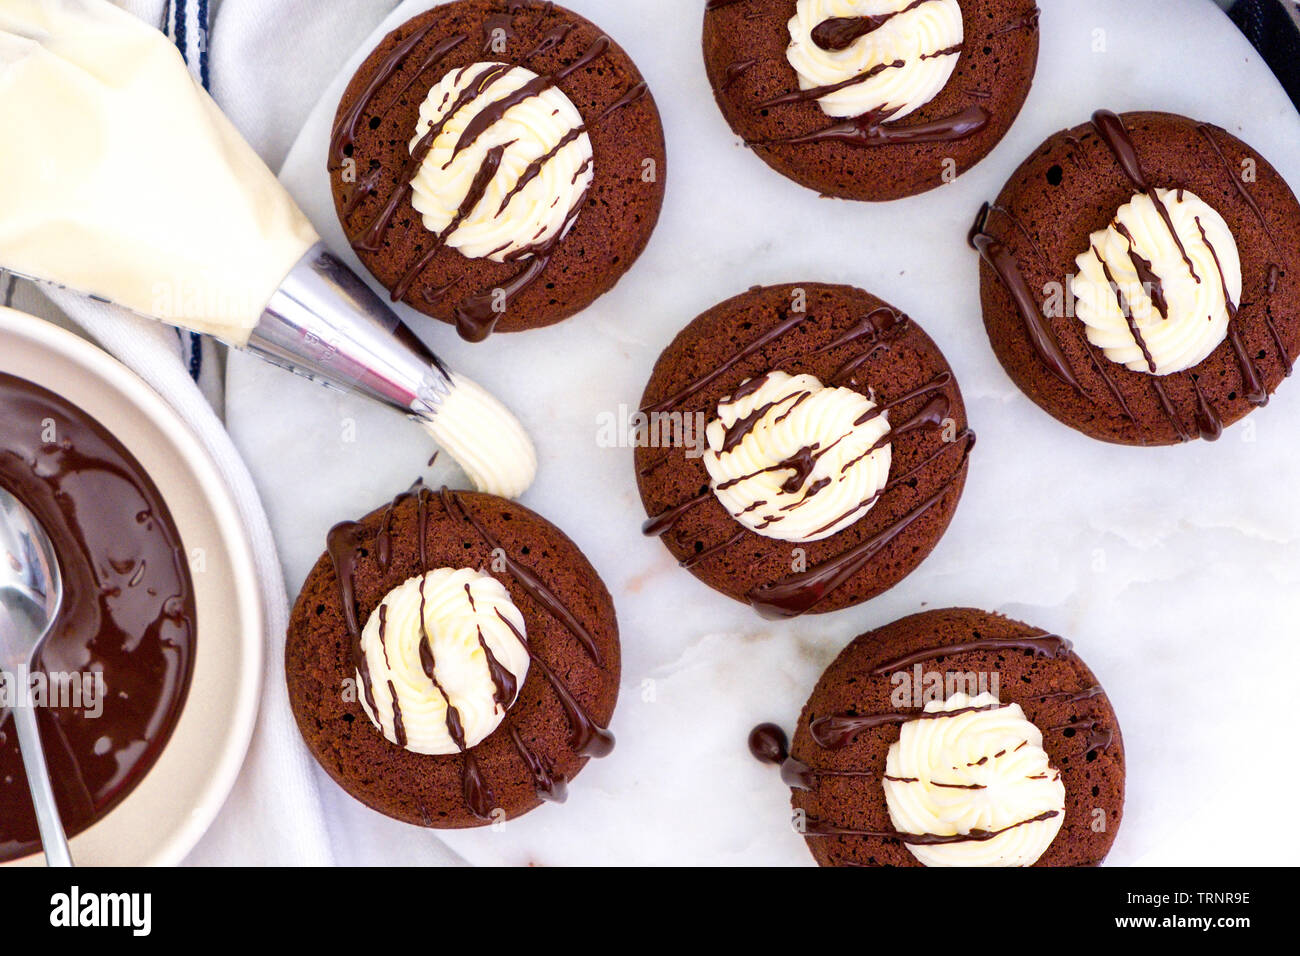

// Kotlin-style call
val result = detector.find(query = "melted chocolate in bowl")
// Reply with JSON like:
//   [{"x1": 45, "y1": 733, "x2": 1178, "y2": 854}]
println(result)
[{"x1": 0, "y1": 373, "x2": 196, "y2": 862}]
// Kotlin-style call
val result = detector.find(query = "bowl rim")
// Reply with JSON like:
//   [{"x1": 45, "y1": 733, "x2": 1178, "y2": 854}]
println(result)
[{"x1": 0, "y1": 306, "x2": 264, "y2": 866}]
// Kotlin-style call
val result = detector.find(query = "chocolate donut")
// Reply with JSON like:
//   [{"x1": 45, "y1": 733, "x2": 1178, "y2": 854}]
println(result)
[
  {"x1": 286, "y1": 485, "x2": 621, "y2": 828},
  {"x1": 329, "y1": 0, "x2": 667, "y2": 340},
  {"x1": 973, "y1": 109, "x2": 1300, "y2": 444},
  {"x1": 753, "y1": 608, "x2": 1125, "y2": 866},
  {"x1": 703, "y1": 0, "x2": 1039, "y2": 200},
  {"x1": 636, "y1": 283, "x2": 972, "y2": 618}
]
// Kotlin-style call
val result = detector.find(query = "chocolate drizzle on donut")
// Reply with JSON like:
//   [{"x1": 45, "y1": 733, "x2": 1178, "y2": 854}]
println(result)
[
  {"x1": 332, "y1": 7, "x2": 652, "y2": 340},
  {"x1": 810, "y1": 701, "x2": 1010, "y2": 750},
  {"x1": 640, "y1": 305, "x2": 971, "y2": 615},
  {"x1": 803, "y1": 809, "x2": 1059, "y2": 843},
  {"x1": 969, "y1": 201, "x2": 1081, "y2": 391},
  {"x1": 808, "y1": 0, "x2": 933, "y2": 52},
  {"x1": 326, "y1": 482, "x2": 614, "y2": 817},
  {"x1": 440, "y1": 488, "x2": 615, "y2": 757},
  {"x1": 756, "y1": 60, "x2": 905, "y2": 109},
  {"x1": 1196, "y1": 123, "x2": 1275, "y2": 247},
  {"x1": 759, "y1": 104, "x2": 989, "y2": 149},
  {"x1": 973, "y1": 110, "x2": 1293, "y2": 439},
  {"x1": 1197, "y1": 215, "x2": 1267, "y2": 407},
  {"x1": 750, "y1": 630, "x2": 1111, "y2": 853},
  {"x1": 722, "y1": 58, "x2": 758, "y2": 89}
]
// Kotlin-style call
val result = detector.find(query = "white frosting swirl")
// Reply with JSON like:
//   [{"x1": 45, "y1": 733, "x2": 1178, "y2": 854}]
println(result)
[
  {"x1": 409, "y1": 61, "x2": 594, "y2": 263},
  {"x1": 785, "y1": 0, "x2": 964, "y2": 121},
  {"x1": 883, "y1": 692, "x2": 1066, "y2": 867},
  {"x1": 357, "y1": 567, "x2": 530, "y2": 755},
  {"x1": 1070, "y1": 188, "x2": 1239, "y2": 376},
  {"x1": 702, "y1": 370, "x2": 891, "y2": 543},
  {"x1": 424, "y1": 371, "x2": 537, "y2": 500}
]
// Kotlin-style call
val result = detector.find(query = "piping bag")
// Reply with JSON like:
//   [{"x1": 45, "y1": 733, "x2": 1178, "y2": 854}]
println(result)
[{"x1": 0, "y1": 0, "x2": 536, "y2": 498}]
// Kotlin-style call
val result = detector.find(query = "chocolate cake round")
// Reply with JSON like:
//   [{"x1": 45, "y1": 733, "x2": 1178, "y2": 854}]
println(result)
[
  {"x1": 636, "y1": 283, "x2": 973, "y2": 618},
  {"x1": 329, "y1": 0, "x2": 667, "y2": 340},
  {"x1": 286, "y1": 485, "x2": 621, "y2": 828},
  {"x1": 752, "y1": 607, "x2": 1125, "y2": 866},
  {"x1": 702, "y1": 0, "x2": 1040, "y2": 200},
  {"x1": 973, "y1": 109, "x2": 1300, "y2": 444}
]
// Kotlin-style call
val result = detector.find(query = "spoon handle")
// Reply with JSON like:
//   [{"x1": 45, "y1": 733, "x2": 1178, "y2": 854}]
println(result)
[{"x1": 10, "y1": 669, "x2": 74, "y2": 867}]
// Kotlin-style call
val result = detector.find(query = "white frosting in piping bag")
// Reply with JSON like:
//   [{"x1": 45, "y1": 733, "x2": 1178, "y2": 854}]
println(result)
[
  {"x1": 0, "y1": 2, "x2": 540, "y2": 500},
  {"x1": 703, "y1": 371, "x2": 891, "y2": 543},
  {"x1": 410, "y1": 62, "x2": 594, "y2": 263},
  {"x1": 785, "y1": 0, "x2": 964, "y2": 121},
  {"x1": 358, "y1": 568, "x2": 530, "y2": 755},
  {"x1": 884, "y1": 692, "x2": 1066, "y2": 867},
  {"x1": 1070, "y1": 188, "x2": 1239, "y2": 376},
  {"x1": 0, "y1": 0, "x2": 319, "y2": 344}
]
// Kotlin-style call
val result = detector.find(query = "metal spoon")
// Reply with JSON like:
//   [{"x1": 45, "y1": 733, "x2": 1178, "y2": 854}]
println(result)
[{"x1": 0, "y1": 486, "x2": 73, "y2": 866}]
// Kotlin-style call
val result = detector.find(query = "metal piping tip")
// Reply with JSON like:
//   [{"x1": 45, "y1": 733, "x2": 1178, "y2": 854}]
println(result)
[{"x1": 245, "y1": 243, "x2": 537, "y2": 498}]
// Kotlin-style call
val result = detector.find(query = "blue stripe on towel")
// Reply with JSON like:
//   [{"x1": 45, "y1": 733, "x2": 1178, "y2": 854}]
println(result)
[{"x1": 166, "y1": 0, "x2": 211, "y2": 385}]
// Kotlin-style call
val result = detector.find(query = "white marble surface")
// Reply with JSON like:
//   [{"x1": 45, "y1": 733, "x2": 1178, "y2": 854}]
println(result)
[{"x1": 227, "y1": 0, "x2": 1300, "y2": 865}]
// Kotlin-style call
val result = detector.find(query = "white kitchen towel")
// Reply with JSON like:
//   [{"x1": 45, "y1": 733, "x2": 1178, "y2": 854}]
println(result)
[{"x1": 24, "y1": 0, "x2": 411, "y2": 865}]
